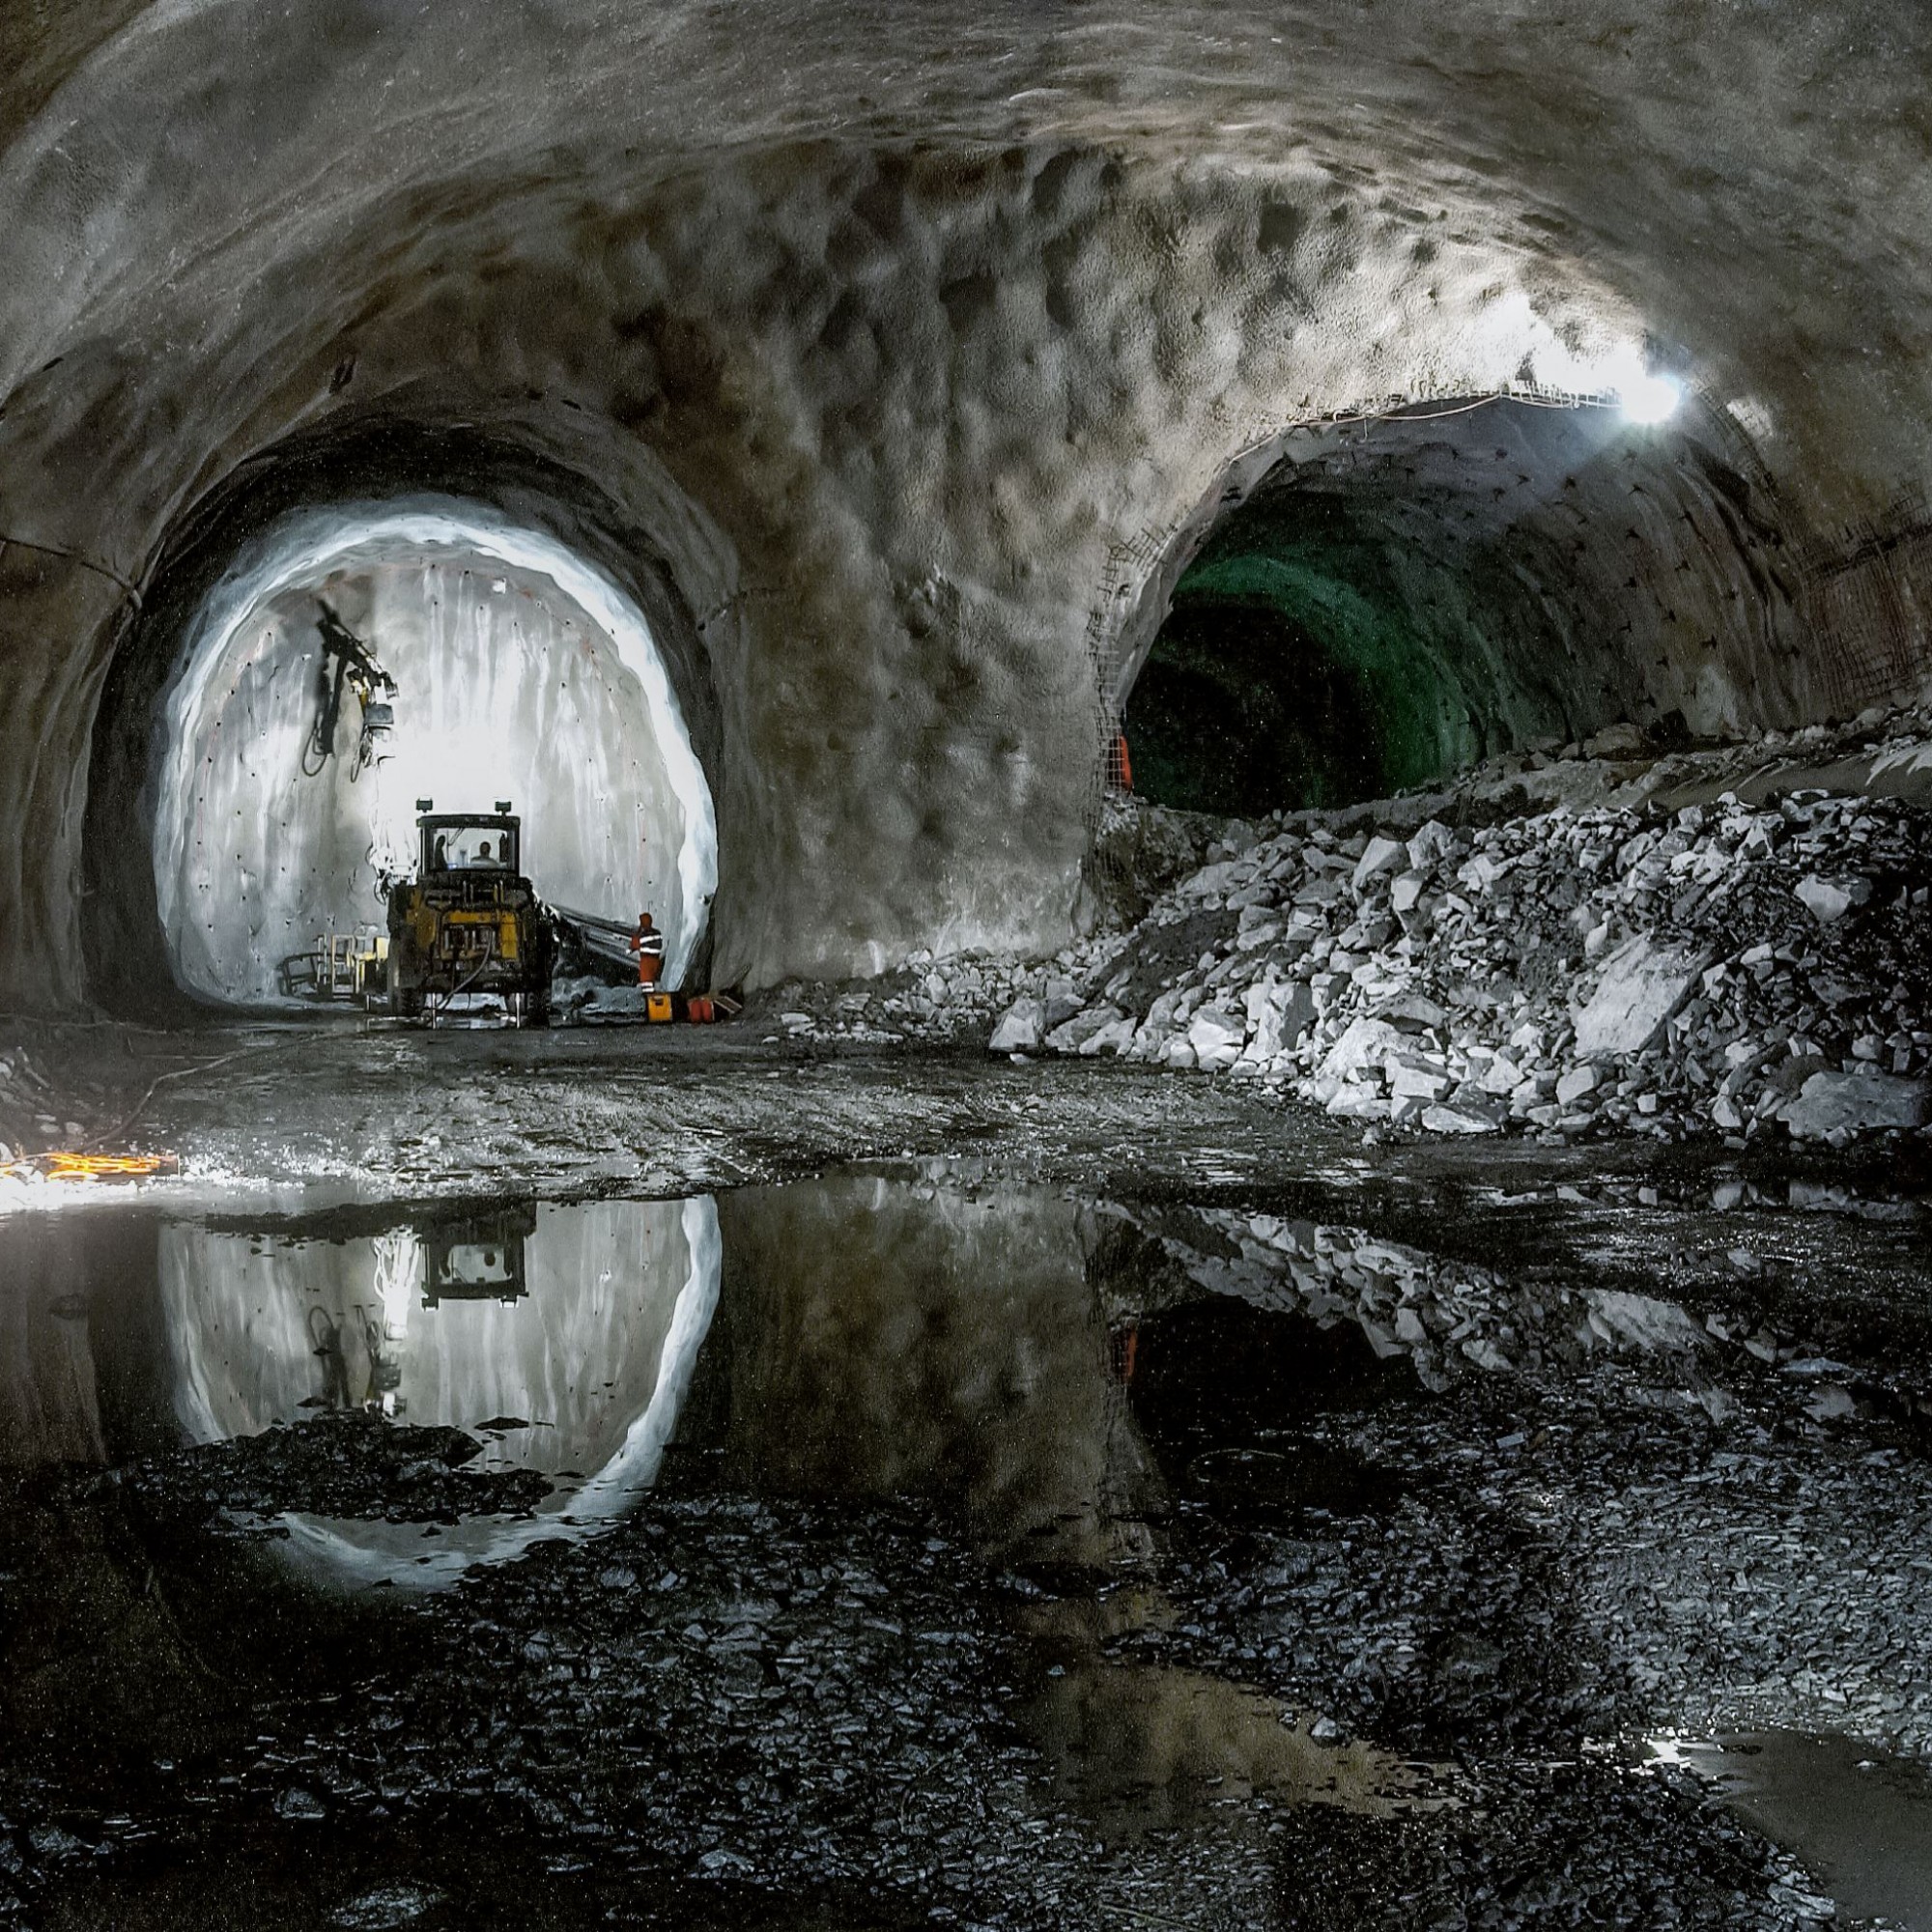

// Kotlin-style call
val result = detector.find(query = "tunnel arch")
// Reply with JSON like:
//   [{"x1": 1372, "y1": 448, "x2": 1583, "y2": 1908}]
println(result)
[
  {"x1": 0, "y1": 0, "x2": 1925, "y2": 1014},
  {"x1": 1111, "y1": 389, "x2": 1806, "y2": 821},
  {"x1": 83, "y1": 422, "x2": 726, "y2": 1019}
]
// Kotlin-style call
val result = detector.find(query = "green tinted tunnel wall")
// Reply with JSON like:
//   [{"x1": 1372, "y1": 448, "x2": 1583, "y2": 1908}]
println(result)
[
  {"x1": 1116, "y1": 393, "x2": 1798, "y2": 822},
  {"x1": 1125, "y1": 483, "x2": 1578, "y2": 818}
]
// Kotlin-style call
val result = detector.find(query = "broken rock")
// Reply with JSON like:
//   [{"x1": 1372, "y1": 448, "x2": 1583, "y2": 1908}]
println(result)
[
  {"x1": 1571, "y1": 936, "x2": 1707, "y2": 1058},
  {"x1": 988, "y1": 997, "x2": 1045, "y2": 1054},
  {"x1": 1778, "y1": 1069, "x2": 1931, "y2": 1139},
  {"x1": 1239, "y1": 978, "x2": 1315, "y2": 1069},
  {"x1": 1186, "y1": 1008, "x2": 1247, "y2": 1071},
  {"x1": 1554, "y1": 1065, "x2": 1601, "y2": 1106},
  {"x1": 1421, "y1": 1096, "x2": 1505, "y2": 1135},
  {"x1": 1388, "y1": 1057, "x2": 1453, "y2": 1104},
  {"x1": 1351, "y1": 836, "x2": 1407, "y2": 892},
  {"x1": 1794, "y1": 874, "x2": 1872, "y2": 923},
  {"x1": 1078, "y1": 1011, "x2": 1136, "y2": 1057},
  {"x1": 1315, "y1": 1017, "x2": 1407, "y2": 1097},
  {"x1": 1044, "y1": 1004, "x2": 1123, "y2": 1054}
]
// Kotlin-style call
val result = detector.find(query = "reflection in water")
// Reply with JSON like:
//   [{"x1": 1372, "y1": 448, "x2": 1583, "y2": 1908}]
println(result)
[
  {"x1": 1012, "y1": 1584, "x2": 1454, "y2": 1840},
  {"x1": 158, "y1": 1196, "x2": 720, "y2": 1585},
  {"x1": 1033, "y1": 1655, "x2": 1440, "y2": 1834},
  {"x1": 2, "y1": 1179, "x2": 1733, "y2": 1595},
  {"x1": 420, "y1": 1204, "x2": 535, "y2": 1307},
  {"x1": 0, "y1": 1215, "x2": 156, "y2": 1467},
  {"x1": 13, "y1": 1174, "x2": 1905, "y2": 1924},
  {"x1": 712, "y1": 1179, "x2": 1160, "y2": 1572},
  {"x1": 1122, "y1": 1203, "x2": 1716, "y2": 1392}
]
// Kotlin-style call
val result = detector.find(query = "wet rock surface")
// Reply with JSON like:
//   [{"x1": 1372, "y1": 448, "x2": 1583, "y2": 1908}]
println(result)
[{"x1": 1, "y1": 1157, "x2": 1929, "y2": 1927}]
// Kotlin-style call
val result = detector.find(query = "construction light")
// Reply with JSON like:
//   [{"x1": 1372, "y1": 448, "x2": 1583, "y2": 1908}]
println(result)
[
  {"x1": 1618, "y1": 370, "x2": 1682, "y2": 425},
  {"x1": 1532, "y1": 332, "x2": 1684, "y2": 426}
]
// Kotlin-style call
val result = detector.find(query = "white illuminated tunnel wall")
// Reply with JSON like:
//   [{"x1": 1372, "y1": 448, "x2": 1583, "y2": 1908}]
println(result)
[{"x1": 155, "y1": 498, "x2": 718, "y2": 1003}]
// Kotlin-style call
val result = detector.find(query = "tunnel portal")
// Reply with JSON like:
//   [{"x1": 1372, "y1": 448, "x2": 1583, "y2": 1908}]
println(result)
[
  {"x1": 1119, "y1": 395, "x2": 1789, "y2": 820},
  {"x1": 87, "y1": 496, "x2": 719, "y2": 1015}
]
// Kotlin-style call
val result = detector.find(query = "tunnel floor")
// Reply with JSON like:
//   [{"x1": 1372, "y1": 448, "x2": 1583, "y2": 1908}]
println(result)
[
  {"x1": 13, "y1": 1018, "x2": 1932, "y2": 1209},
  {"x1": 3, "y1": 1041, "x2": 1931, "y2": 1928}
]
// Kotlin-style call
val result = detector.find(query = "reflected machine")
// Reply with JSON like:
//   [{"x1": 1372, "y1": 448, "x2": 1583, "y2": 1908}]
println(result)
[{"x1": 420, "y1": 1204, "x2": 536, "y2": 1307}]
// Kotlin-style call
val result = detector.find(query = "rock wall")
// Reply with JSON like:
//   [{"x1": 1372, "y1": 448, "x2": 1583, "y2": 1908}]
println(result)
[{"x1": 3, "y1": 1, "x2": 1932, "y2": 1008}]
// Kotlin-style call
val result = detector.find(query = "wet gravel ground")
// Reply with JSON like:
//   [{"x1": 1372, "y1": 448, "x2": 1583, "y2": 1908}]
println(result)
[
  {"x1": 0, "y1": 1434, "x2": 1854, "y2": 1932},
  {"x1": 21, "y1": 1013, "x2": 1932, "y2": 1209},
  {"x1": 2, "y1": 1042, "x2": 1931, "y2": 1928},
  {"x1": 99, "y1": 1018, "x2": 1337, "y2": 1203}
]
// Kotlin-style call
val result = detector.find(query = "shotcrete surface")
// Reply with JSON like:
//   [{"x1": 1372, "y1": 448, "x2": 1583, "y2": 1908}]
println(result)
[{"x1": 156, "y1": 511, "x2": 716, "y2": 1003}]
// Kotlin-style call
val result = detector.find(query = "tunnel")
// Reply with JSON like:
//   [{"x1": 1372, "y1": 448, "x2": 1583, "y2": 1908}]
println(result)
[
  {"x1": 5, "y1": 5, "x2": 1926, "y2": 1017},
  {"x1": 100, "y1": 497, "x2": 716, "y2": 1011},
  {"x1": 3, "y1": 4, "x2": 1932, "y2": 1926},
  {"x1": 1116, "y1": 391, "x2": 1790, "y2": 818},
  {"x1": 79, "y1": 425, "x2": 725, "y2": 1018}
]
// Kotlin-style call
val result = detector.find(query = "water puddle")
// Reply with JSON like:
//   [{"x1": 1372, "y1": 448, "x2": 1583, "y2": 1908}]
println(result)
[
  {"x1": 5, "y1": 1197, "x2": 718, "y2": 1585},
  {"x1": 0, "y1": 1177, "x2": 1465, "y2": 1926},
  {"x1": 3, "y1": 1174, "x2": 1918, "y2": 1926},
  {"x1": 1028, "y1": 1657, "x2": 1446, "y2": 1837},
  {"x1": 180, "y1": 1198, "x2": 715, "y2": 1583},
  {"x1": 1655, "y1": 1732, "x2": 1932, "y2": 1928}
]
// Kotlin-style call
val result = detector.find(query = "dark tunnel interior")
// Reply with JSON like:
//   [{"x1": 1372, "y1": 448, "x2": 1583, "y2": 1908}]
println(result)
[{"x1": 1122, "y1": 396, "x2": 1791, "y2": 819}]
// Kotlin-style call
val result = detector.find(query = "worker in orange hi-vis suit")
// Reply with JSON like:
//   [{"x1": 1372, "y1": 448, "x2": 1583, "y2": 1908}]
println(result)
[{"x1": 630, "y1": 913, "x2": 667, "y2": 986}]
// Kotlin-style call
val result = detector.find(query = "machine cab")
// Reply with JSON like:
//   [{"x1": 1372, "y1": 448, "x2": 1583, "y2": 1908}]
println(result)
[
  {"x1": 387, "y1": 798, "x2": 554, "y2": 1025},
  {"x1": 420, "y1": 1207, "x2": 534, "y2": 1307},
  {"x1": 418, "y1": 810, "x2": 521, "y2": 879}
]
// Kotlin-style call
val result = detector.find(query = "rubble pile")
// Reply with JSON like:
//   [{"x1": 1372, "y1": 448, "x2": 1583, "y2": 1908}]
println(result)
[
  {"x1": 1327, "y1": 698, "x2": 1930, "y2": 840},
  {"x1": 756, "y1": 936, "x2": 1118, "y2": 1050},
  {"x1": 1005, "y1": 784, "x2": 1932, "y2": 1145}
]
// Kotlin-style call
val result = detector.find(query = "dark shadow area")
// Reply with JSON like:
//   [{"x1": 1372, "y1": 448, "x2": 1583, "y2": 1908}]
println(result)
[{"x1": 1125, "y1": 599, "x2": 1389, "y2": 816}]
